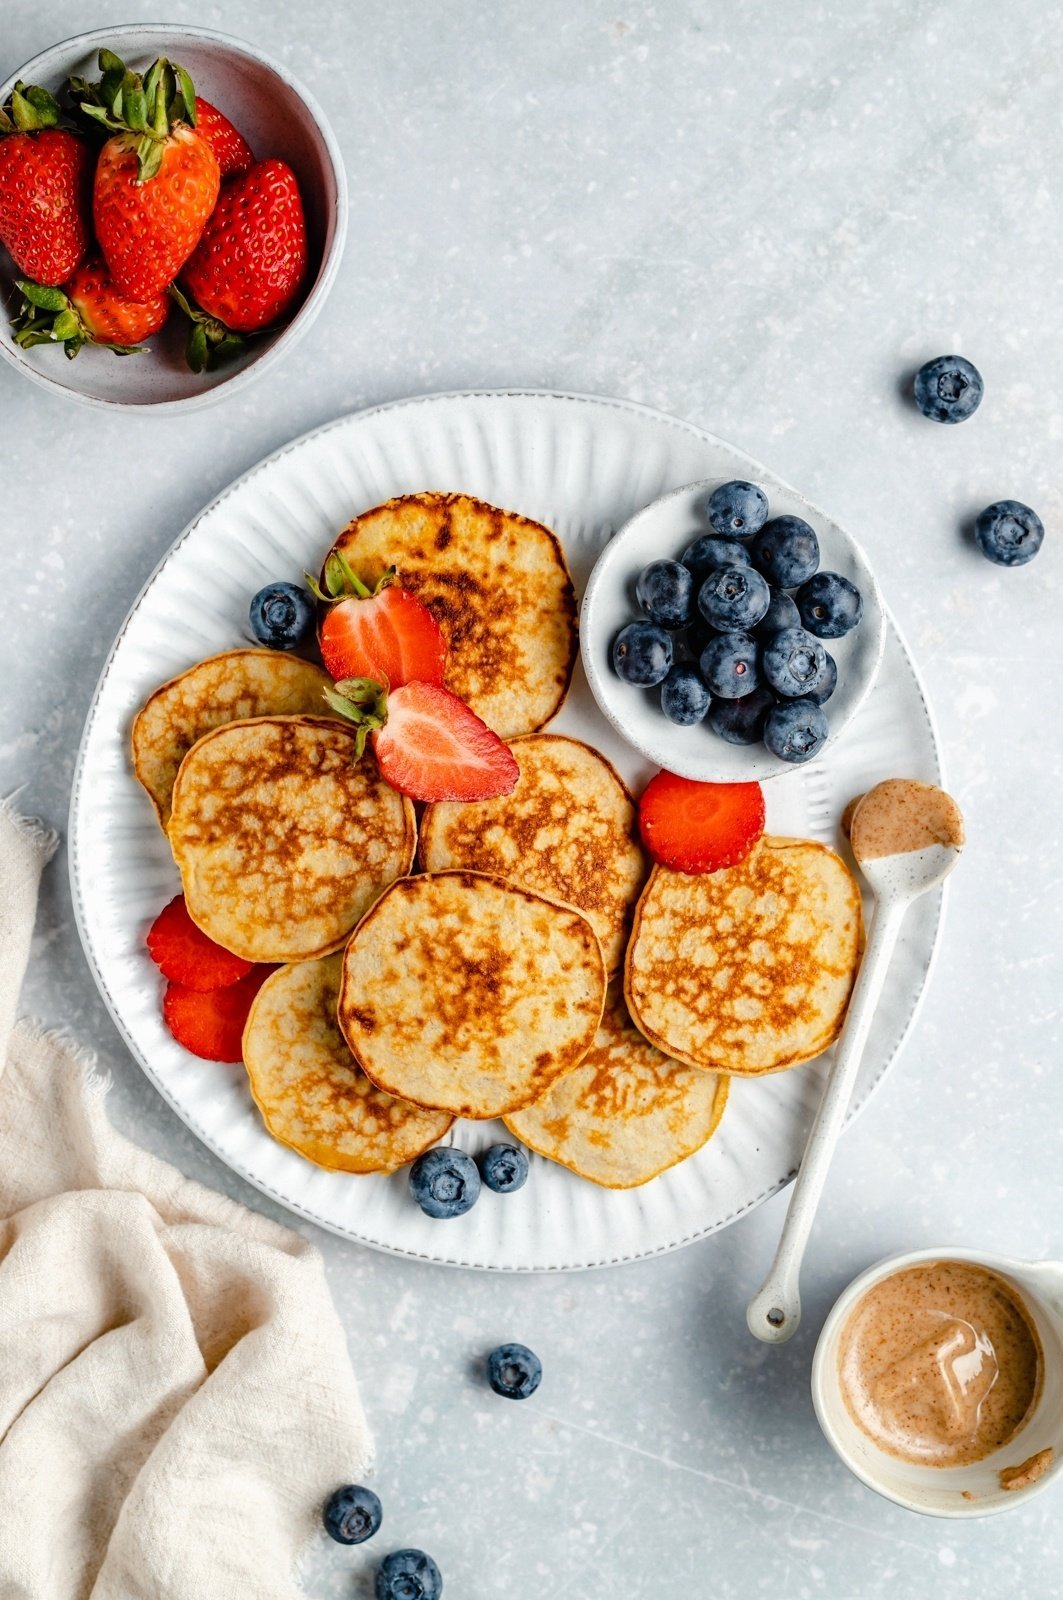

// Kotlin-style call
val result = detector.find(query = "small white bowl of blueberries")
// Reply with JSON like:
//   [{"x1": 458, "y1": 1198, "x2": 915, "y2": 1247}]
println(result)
[{"x1": 581, "y1": 474, "x2": 888, "y2": 782}]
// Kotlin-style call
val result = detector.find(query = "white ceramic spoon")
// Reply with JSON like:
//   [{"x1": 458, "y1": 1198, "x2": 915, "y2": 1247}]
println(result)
[{"x1": 746, "y1": 779, "x2": 965, "y2": 1345}]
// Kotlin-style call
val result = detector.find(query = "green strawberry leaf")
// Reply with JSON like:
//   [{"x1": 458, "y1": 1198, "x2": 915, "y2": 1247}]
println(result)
[
  {"x1": 186, "y1": 321, "x2": 209, "y2": 374},
  {"x1": 98, "y1": 48, "x2": 126, "y2": 75}
]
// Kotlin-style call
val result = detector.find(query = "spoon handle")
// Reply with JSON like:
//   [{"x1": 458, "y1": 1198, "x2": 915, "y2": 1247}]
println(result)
[{"x1": 746, "y1": 894, "x2": 908, "y2": 1344}]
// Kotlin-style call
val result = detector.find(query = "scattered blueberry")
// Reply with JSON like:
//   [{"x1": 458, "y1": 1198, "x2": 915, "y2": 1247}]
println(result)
[
  {"x1": 487, "y1": 1343, "x2": 543, "y2": 1400},
  {"x1": 681, "y1": 533, "x2": 752, "y2": 589},
  {"x1": 375, "y1": 1549, "x2": 443, "y2": 1600},
  {"x1": 409, "y1": 1147, "x2": 480, "y2": 1219},
  {"x1": 699, "y1": 632, "x2": 760, "y2": 699},
  {"x1": 753, "y1": 590, "x2": 801, "y2": 639},
  {"x1": 913, "y1": 354, "x2": 983, "y2": 424},
  {"x1": 323, "y1": 1484, "x2": 383, "y2": 1545},
  {"x1": 249, "y1": 581, "x2": 315, "y2": 650},
  {"x1": 761, "y1": 626, "x2": 828, "y2": 699},
  {"x1": 707, "y1": 685, "x2": 776, "y2": 745},
  {"x1": 478, "y1": 1143, "x2": 529, "y2": 1194},
  {"x1": 706, "y1": 479, "x2": 769, "y2": 539},
  {"x1": 974, "y1": 500, "x2": 1044, "y2": 567},
  {"x1": 750, "y1": 517, "x2": 820, "y2": 589},
  {"x1": 697, "y1": 565, "x2": 771, "y2": 633},
  {"x1": 611, "y1": 621, "x2": 673, "y2": 686},
  {"x1": 764, "y1": 698, "x2": 829, "y2": 764},
  {"x1": 661, "y1": 663, "x2": 711, "y2": 725},
  {"x1": 806, "y1": 649, "x2": 838, "y2": 706},
  {"x1": 795, "y1": 572, "x2": 864, "y2": 638},
  {"x1": 635, "y1": 559, "x2": 694, "y2": 628}
]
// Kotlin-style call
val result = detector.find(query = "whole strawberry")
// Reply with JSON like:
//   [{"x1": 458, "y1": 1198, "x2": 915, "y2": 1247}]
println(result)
[
  {"x1": 194, "y1": 97, "x2": 254, "y2": 179},
  {"x1": 13, "y1": 257, "x2": 169, "y2": 357},
  {"x1": 175, "y1": 159, "x2": 307, "y2": 370},
  {"x1": 0, "y1": 82, "x2": 90, "y2": 284},
  {"x1": 77, "y1": 50, "x2": 219, "y2": 302}
]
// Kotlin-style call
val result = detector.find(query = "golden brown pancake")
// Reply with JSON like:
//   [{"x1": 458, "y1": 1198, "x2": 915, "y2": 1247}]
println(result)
[
  {"x1": 338, "y1": 870, "x2": 606, "y2": 1119},
  {"x1": 625, "y1": 837, "x2": 863, "y2": 1075},
  {"x1": 131, "y1": 648, "x2": 337, "y2": 826},
  {"x1": 418, "y1": 734, "x2": 647, "y2": 974},
  {"x1": 505, "y1": 983, "x2": 729, "y2": 1188},
  {"x1": 323, "y1": 492, "x2": 577, "y2": 738},
  {"x1": 168, "y1": 715, "x2": 416, "y2": 963},
  {"x1": 243, "y1": 956, "x2": 452, "y2": 1172}
]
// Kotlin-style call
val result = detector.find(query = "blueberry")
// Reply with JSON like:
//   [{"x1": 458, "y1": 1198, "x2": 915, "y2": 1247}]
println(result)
[
  {"x1": 478, "y1": 1143, "x2": 529, "y2": 1194},
  {"x1": 409, "y1": 1147, "x2": 480, "y2": 1219},
  {"x1": 487, "y1": 1342, "x2": 543, "y2": 1400},
  {"x1": 806, "y1": 649, "x2": 838, "y2": 706},
  {"x1": 705, "y1": 480, "x2": 769, "y2": 539},
  {"x1": 249, "y1": 581, "x2": 316, "y2": 650},
  {"x1": 707, "y1": 686, "x2": 776, "y2": 745},
  {"x1": 323, "y1": 1483, "x2": 382, "y2": 1545},
  {"x1": 375, "y1": 1549, "x2": 443, "y2": 1600},
  {"x1": 611, "y1": 621, "x2": 673, "y2": 686},
  {"x1": 761, "y1": 626, "x2": 828, "y2": 698},
  {"x1": 697, "y1": 566, "x2": 771, "y2": 633},
  {"x1": 680, "y1": 533, "x2": 752, "y2": 589},
  {"x1": 699, "y1": 632, "x2": 760, "y2": 699},
  {"x1": 635, "y1": 559, "x2": 694, "y2": 628},
  {"x1": 764, "y1": 698, "x2": 829, "y2": 764},
  {"x1": 750, "y1": 517, "x2": 820, "y2": 589},
  {"x1": 795, "y1": 572, "x2": 863, "y2": 638},
  {"x1": 753, "y1": 591, "x2": 801, "y2": 639},
  {"x1": 913, "y1": 354, "x2": 983, "y2": 424},
  {"x1": 661, "y1": 663, "x2": 711, "y2": 725},
  {"x1": 974, "y1": 500, "x2": 1044, "y2": 567}
]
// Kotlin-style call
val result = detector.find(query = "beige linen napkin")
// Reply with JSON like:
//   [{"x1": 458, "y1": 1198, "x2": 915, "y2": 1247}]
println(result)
[{"x1": 0, "y1": 801, "x2": 372, "y2": 1598}]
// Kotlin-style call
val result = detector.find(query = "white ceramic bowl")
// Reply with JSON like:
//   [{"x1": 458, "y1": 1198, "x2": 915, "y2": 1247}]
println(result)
[
  {"x1": 580, "y1": 476, "x2": 886, "y2": 782},
  {"x1": 0, "y1": 25, "x2": 347, "y2": 411},
  {"x1": 811, "y1": 1246, "x2": 1063, "y2": 1518}
]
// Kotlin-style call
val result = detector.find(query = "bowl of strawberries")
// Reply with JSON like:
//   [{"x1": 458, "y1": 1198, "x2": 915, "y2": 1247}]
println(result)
[{"x1": 0, "y1": 24, "x2": 346, "y2": 409}]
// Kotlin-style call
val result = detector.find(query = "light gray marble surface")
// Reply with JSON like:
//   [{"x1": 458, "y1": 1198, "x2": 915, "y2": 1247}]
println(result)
[{"x1": 2, "y1": 2, "x2": 1061, "y2": 1595}]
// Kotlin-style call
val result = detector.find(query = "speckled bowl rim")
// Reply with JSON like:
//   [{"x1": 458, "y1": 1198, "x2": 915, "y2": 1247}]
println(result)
[{"x1": 0, "y1": 23, "x2": 348, "y2": 414}]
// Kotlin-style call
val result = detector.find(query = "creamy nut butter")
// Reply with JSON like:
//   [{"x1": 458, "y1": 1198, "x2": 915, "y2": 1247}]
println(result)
[
  {"x1": 1000, "y1": 1446, "x2": 1053, "y2": 1491},
  {"x1": 838, "y1": 1261, "x2": 1042, "y2": 1466},
  {"x1": 848, "y1": 779, "x2": 965, "y2": 861}
]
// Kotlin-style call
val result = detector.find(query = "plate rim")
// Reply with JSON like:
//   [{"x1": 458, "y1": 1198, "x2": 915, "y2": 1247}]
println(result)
[{"x1": 68, "y1": 387, "x2": 947, "y2": 1270}]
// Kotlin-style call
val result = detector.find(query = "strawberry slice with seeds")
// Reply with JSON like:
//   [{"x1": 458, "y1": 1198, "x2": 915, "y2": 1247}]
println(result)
[
  {"x1": 639, "y1": 772, "x2": 765, "y2": 875},
  {"x1": 326, "y1": 677, "x2": 519, "y2": 803},
  {"x1": 162, "y1": 965, "x2": 274, "y2": 1062},
  {"x1": 147, "y1": 893, "x2": 253, "y2": 990},
  {"x1": 310, "y1": 550, "x2": 446, "y2": 689}
]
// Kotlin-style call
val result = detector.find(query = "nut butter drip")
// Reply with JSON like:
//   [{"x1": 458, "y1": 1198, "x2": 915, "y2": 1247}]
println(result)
[
  {"x1": 838, "y1": 1262, "x2": 1042, "y2": 1467},
  {"x1": 848, "y1": 779, "x2": 964, "y2": 862},
  {"x1": 1000, "y1": 1446, "x2": 1054, "y2": 1491}
]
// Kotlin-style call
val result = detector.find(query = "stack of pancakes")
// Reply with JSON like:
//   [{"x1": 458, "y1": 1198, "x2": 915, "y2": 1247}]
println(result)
[{"x1": 133, "y1": 492, "x2": 863, "y2": 1189}]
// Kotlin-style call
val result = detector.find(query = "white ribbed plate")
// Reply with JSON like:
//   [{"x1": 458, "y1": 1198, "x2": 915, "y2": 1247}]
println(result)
[{"x1": 70, "y1": 391, "x2": 945, "y2": 1271}]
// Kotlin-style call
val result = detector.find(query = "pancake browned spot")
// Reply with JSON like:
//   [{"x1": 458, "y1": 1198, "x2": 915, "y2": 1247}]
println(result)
[
  {"x1": 323, "y1": 492, "x2": 577, "y2": 738},
  {"x1": 168, "y1": 715, "x2": 415, "y2": 963},
  {"x1": 132, "y1": 648, "x2": 339, "y2": 826},
  {"x1": 337, "y1": 870, "x2": 606, "y2": 1119},
  {"x1": 419, "y1": 734, "x2": 647, "y2": 974},
  {"x1": 624, "y1": 837, "x2": 863, "y2": 1075},
  {"x1": 243, "y1": 956, "x2": 452, "y2": 1172},
  {"x1": 505, "y1": 982, "x2": 729, "y2": 1188}
]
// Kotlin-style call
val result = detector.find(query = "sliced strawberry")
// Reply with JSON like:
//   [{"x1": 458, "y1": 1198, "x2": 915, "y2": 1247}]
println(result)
[
  {"x1": 147, "y1": 894, "x2": 254, "y2": 990},
  {"x1": 162, "y1": 966, "x2": 274, "y2": 1062},
  {"x1": 639, "y1": 773, "x2": 765, "y2": 875},
  {"x1": 320, "y1": 586, "x2": 446, "y2": 688}
]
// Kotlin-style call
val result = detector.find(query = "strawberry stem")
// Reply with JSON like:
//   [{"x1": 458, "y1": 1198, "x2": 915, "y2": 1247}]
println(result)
[
  {"x1": 73, "y1": 51, "x2": 199, "y2": 181},
  {"x1": 322, "y1": 678, "x2": 389, "y2": 759}
]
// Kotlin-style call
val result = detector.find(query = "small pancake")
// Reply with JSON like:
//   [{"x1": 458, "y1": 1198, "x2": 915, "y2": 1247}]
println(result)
[
  {"x1": 243, "y1": 956, "x2": 452, "y2": 1172},
  {"x1": 625, "y1": 837, "x2": 863, "y2": 1076},
  {"x1": 338, "y1": 870, "x2": 606, "y2": 1119},
  {"x1": 132, "y1": 648, "x2": 337, "y2": 826},
  {"x1": 324, "y1": 492, "x2": 577, "y2": 738},
  {"x1": 168, "y1": 715, "x2": 416, "y2": 963},
  {"x1": 418, "y1": 735, "x2": 647, "y2": 974},
  {"x1": 505, "y1": 983, "x2": 729, "y2": 1188}
]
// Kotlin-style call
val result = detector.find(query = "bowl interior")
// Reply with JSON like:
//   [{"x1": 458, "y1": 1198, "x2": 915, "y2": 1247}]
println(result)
[
  {"x1": 580, "y1": 477, "x2": 886, "y2": 783},
  {"x1": 0, "y1": 27, "x2": 341, "y2": 408}
]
